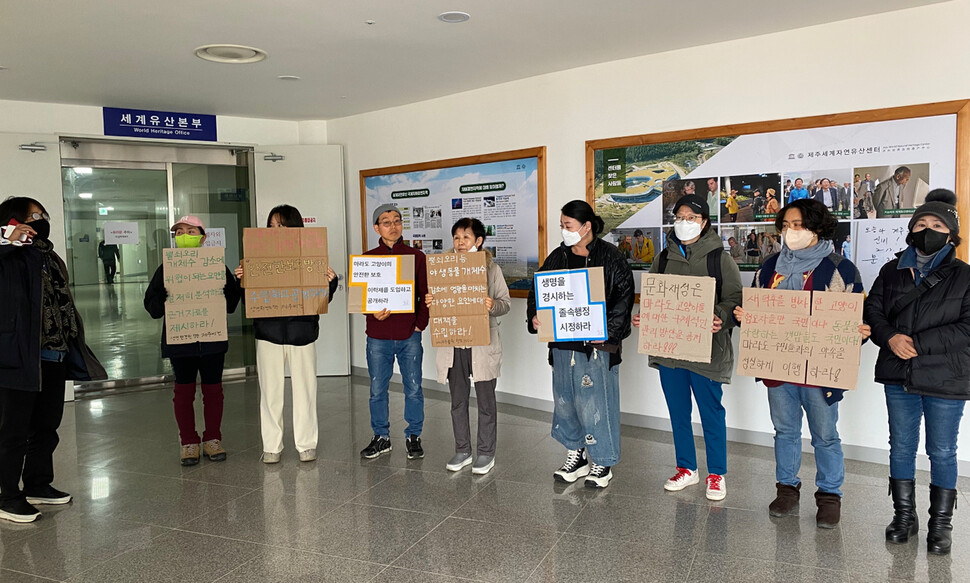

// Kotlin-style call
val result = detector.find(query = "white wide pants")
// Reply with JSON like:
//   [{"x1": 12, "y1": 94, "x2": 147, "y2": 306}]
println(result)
[{"x1": 256, "y1": 339, "x2": 318, "y2": 453}]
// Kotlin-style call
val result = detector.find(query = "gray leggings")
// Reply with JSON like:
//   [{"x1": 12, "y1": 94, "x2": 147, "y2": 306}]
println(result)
[{"x1": 448, "y1": 348, "x2": 498, "y2": 457}]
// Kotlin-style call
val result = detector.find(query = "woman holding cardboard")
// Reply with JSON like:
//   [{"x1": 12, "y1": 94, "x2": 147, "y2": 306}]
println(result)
[
  {"x1": 145, "y1": 215, "x2": 242, "y2": 466},
  {"x1": 425, "y1": 218, "x2": 510, "y2": 475},
  {"x1": 235, "y1": 205, "x2": 337, "y2": 464},
  {"x1": 526, "y1": 200, "x2": 634, "y2": 489},
  {"x1": 633, "y1": 194, "x2": 742, "y2": 501},
  {"x1": 734, "y1": 198, "x2": 868, "y2": 528},
  {"x1": 864, "y1": 189, "x2": 970, "y2": 555}
]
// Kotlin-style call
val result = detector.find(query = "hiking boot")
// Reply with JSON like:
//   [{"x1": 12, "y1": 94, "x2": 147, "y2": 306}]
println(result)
[
  {"x1": 769, "y1": 483, "x2": 801, "y2": 517},
  {"x1": 553, "y1": 448, "x2": 589, "y2": 483},
  {"x1": 202, "y1": 439, "x2": 227, "y2": 462},
  {"x1": 446, "y1": 452, "x2": 473, "y2": 472},
  {"x1": 24, "y1": 485, "x2": 72, "y2": 505},
  {"x1": 664, "y1": 467, "x2": 699, "y2": 492},
  {"x1": 180, "y1": 443, "x2": 201, "y2": 466},
  {"x1": 815, "y1": 491, "x2": 841, "y2": 529},
  {"x1": 472, "y1": 455, "x2": 495, "y2": 475},
  {"x1": 405, "y1": 435, "x2": 424, "y2": 459},
  {"x1": 360, "y1": 435, "x2": 392, "y2": 459},
  {"x1": 0, "y1": 498, "x2": 40, "y2": 523}
]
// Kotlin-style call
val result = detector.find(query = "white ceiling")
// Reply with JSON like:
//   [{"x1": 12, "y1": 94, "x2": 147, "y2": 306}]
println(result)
[{"x1": 0, "y1": 0, "x2": 946, "y2": 121}]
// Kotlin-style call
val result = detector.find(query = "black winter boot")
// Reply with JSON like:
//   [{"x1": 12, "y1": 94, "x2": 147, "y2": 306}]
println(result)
[
  {"x1": 927, "y1": 484, "x2": 957, "y2": 555},
  {"x1": 885, "y1": 478, "x2": 919, "y2": 543}
]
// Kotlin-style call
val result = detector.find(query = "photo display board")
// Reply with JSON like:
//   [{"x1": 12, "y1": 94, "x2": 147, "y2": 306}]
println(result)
[
  {"x1": 587, "y1": 102, "x2": 970, "y2": 292},
  {"x1": 361, "y1": 147, "x2": 546, "y2": 297}
]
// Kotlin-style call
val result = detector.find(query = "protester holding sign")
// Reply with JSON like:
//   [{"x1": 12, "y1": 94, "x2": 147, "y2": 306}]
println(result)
[
  {"x1": 359, "y1": 204, "x2": 430, "y2": 461},
  {"x1": 144, "y1": 216, "x2": 241, "y2": 466},
  {"x1": 0, "y1": 197, "x2": 106, "y2": 523},
  {"x1": 426, "y1": 218, "x2": 510, "y2": 475},
  {"x1": 864, "y1": 189, "x2": 970, "y2": 555},
  {"x1": 734, "y1": 198, "x2": 867, "y2": 528},
  {"x1": 234, "y1": 205, "x2": 337, "y2": 464},
  {"x1": 633, "y1": 193, "x2": 741, "y2": 501},
  {"x1": 527, "y1": 201, "x2": 634, "y2": 489}
]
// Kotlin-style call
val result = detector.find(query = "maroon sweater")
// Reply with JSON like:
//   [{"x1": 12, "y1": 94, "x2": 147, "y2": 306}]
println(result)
[{"x1": 364, "y1": 239, "x2": 429, "y2": 340}]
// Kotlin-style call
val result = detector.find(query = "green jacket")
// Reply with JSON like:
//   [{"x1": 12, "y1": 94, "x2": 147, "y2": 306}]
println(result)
[{"x1": 647, "y1": 229, "x2": 742, "y2": 383}]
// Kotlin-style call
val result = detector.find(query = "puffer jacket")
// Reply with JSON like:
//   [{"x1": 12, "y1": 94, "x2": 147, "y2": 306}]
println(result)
[
  {"x1": 648, "y1": 229, "x2": 742, "y2": 384},
  {"x1": 526, "y1": 236, "x2": 635, "y2": 366},
  {"x1": 435, "y1": 251, "x2": 511, "y2": 383},
  {"x1": 864, "y1": 246, "x2": 970, "y2": 399}
]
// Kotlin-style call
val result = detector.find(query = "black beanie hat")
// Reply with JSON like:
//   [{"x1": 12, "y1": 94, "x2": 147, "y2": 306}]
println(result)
[
  {"x1": 673, "y1": 194, "x2": 709, "y2": 218},
  {"x1": 908, "y1": 189, "x2": 959, "y2": 234}
]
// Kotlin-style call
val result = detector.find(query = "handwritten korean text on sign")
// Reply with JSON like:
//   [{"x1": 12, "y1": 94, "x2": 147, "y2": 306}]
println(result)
[
  {"x1": 241, "y1": 227, "x2": 330, "y2": 318},
  {"x1": 737, "y1": 289, "x2": 863, "y2": 389},
  {"x1": 637, "y1": 274, "x2": 715, "y2": 363},
  {"x1": 534, "y1": 267, "x2": 607, "y2": 342},
  {"x1": 427, "y1": 252, "x2": 489, "y2": 347},
  {"x1": 163, "y1": 247, "x2": 228, "y2": 344}
]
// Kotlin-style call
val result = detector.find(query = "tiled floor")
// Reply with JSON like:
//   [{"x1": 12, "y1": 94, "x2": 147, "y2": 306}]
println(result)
[{"x1": 2, "y1": 375, "x2": 968, "y2": 582}]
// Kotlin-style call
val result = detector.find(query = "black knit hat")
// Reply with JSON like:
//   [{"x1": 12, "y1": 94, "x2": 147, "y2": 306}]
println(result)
[
  {"x1": 673, "y1": 194, "x2": 709, "y2": 218},
  {"x1": 908, "y1": 189, "x2": 959, "y2": 234}
]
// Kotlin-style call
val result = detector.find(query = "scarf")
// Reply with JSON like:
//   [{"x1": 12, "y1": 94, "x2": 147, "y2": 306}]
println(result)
[
  {"x1": 34, "y1": 239, "x2": 79, "y2": 351},
  {"x1": 774, "y1": 239, "x2": 833, "y2": 291}
]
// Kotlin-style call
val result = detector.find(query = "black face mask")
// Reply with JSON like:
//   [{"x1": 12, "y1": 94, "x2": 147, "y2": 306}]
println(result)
[
  {"x1": 27, "y1": 218, "x2": 51, "y2": 241},
  {"x1": 911, "y1": 228, "x2": 949, "y2": 255}
]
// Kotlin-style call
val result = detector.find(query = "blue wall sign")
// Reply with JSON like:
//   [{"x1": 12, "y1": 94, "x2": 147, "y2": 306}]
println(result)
[{"x1": 103, "y1": 107, "x2": 217, "y2": 142}]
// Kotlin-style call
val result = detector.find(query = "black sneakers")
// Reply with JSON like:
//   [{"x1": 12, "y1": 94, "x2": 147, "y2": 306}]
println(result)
[
  {"x1": 585, "y1": 463, "x2": 613, "y2": 489},
  {"x1": 554, "y1": 448, "x2": 590, "y2": 483},
  {"x1": 24, "y1": 485, "x2": 72, "y2": 505},
  {"x1": 0, "y1": 498, "x2": 41, "y2": 523},
  {"x1": 361, "y1": 435, "x2": 392, "y2": 459},
  {"x1": 405, "y1": 435, "x2": 424, "y2": 459}
]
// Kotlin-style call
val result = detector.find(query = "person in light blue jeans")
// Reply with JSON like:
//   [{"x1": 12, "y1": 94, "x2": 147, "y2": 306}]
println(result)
[
  {"x1": 550, "y1": 348, "x2": 621, "y2": 468},
  {"x1": 366, "y1": 332, "x2": 424, "y2": 439}
]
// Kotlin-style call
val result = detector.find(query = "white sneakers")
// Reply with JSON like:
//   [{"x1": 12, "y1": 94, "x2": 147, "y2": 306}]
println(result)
[{"x1": 663, "y1": 467, "x2": 726, "y2": 501}]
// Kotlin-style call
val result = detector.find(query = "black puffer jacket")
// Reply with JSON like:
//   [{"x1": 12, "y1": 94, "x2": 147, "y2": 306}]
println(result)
[
  {"x1": 250, "y1": 277, "x2": 339, "y2": 346},
  {"x1": 526, "y1": 237, "x2": 635, "y2": 365},
  {"x1": 864, "y1": 248, "x2": 970, "y2": 399}
]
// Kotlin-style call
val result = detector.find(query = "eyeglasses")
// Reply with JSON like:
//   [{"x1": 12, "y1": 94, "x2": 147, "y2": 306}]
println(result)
[
  {"x1": 379, "y1": 219, "x2": 403, "y2": 228},
  {"x1": 673, "y1": 215, "x2": 702, "y2": 223},
  {"x1": 29, "y1": 212, "x2": 50, "y2": 221}
]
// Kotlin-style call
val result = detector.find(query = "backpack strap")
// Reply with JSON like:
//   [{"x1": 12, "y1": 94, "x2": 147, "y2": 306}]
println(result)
[{"x1": 887, "y1": 266, "x2": 952, "y2": 321}]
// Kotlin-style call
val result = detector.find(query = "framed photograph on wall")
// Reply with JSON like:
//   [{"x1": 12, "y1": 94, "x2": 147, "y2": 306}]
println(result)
[{"x1": 361, "y1": 147, "x2": 547, "y2": 297}]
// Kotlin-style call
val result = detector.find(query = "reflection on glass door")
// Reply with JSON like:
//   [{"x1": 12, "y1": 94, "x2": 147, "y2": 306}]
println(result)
[
  {"x1": 61, "y1": 165, "x2": 173, "y2": 380},
  {"x1": 171, "y1": 163, "x2": 255, "y2": 369}
]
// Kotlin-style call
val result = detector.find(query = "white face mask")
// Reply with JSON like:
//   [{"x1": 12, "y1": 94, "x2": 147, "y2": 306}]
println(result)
[
  {"x1": 561, "y1": 226, "x2": 584, "y2": 246},
  {"x1": 467, "y1": 246, "x2": 477, "y2": 253},
  {"x1": 673, "y1": 220, "x2": 703, "y2": 242},
  {"x1": 783, "y1": 228, "x2": 815, "y2": 251}
]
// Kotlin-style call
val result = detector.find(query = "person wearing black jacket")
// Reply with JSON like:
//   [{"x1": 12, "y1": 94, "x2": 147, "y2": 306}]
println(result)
[
  {"x1": 864, "y1": 189, "x2": 970, "y2": 555},
  {"x1": 144, "y1": 216, "x2": 241, "y2": 466},
  {"x1": 0, "y1": 197, "x2": 106, "y2": 523},
  {"x1": 527, "y1": 200, "x2": 634, "y2": 489},
  {"x1": 234, "y1": 205, "x2": 337, "y2": 464}
]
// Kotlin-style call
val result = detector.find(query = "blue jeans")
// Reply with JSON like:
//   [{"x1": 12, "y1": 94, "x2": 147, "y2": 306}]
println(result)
[
  {"x1": 550, "y1": 348, "x2": 621, "y2": 466},
  {"x1": 885, "y1": 384, "x2": 965, "y2": 489},
  {"x1": 657, "y1": 365, "x2": 727, "y2": 475},
  {"x1": 767, "y1": 383, "x2": 843, "y2": 496},
  {"x1": 366, "y1": 332, "x2": 424, "y2": 438}
]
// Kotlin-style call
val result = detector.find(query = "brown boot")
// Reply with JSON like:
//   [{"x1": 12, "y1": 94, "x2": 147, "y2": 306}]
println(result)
[
  {"x1": 202, "y1": 439, "x2": 227, "y2": 462},
  {"x1": 769, "y1": 483, "x2": 800, "y2": 517},
  {"x1": 180, "y1": 443, "x2": 201, "y2": 466},
  {"x1": 815, "y1": 491, "x2": 841, "y2": 529}
]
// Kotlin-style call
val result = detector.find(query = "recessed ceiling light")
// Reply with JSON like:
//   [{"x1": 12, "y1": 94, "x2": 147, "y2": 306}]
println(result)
[
  {"x1": 277, "y1": 75, "x2": 301, "y2": 81},
  {"x1": 365, "y1": 19, "x2": 376, "y2": 25},
  {"x1": 194, "y1": 44, "x2": 267, "y2": 64},
  {"x1": 79, "y1": 192, "x2": 93, "y2": 199},
  {"x1": 438, "y1": 11, "x2": 470, "y2": 23},
  {"x1": 73, "y1": 167, "x2": 93, "y2": 175}
]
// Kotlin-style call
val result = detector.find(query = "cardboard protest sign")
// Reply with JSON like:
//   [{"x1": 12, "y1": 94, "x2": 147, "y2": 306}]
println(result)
[
  {"x1": 737, "y1": 288, "x2": 863, "y2": 389},
  {"x1": 427, "y1": 251, "x2": 490, "y2": 347},
  {"x1": 163, "y1": 247, "x2": 228, "y2": 344},
  {"x1": 347, "y1": 255, "x2": 415, "y2": 313},
  {"x1": 534, "y1": 267, "x2": 607, "y2": 343},
  {"x1": 241, "y1": 227, "x2": 330, "y2": 318},
  {"x1": 637, "y1": 274, "x2": 716, "y2": 363}
]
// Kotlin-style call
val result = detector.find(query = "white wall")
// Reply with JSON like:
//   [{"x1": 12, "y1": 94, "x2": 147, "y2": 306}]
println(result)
[{"x1": 327, "y1": 0, "x2": 970, "y2": 471}]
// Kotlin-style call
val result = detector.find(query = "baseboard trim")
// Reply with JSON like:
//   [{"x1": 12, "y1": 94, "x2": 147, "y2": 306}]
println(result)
[{"x1": 350, "y1": 367, "x2": 969, "y2": 476}]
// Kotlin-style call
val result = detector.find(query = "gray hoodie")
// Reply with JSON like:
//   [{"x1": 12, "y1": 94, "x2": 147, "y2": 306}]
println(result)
[{"x1": 647, "y1": 229, "x2": 742, "y2": 383}]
